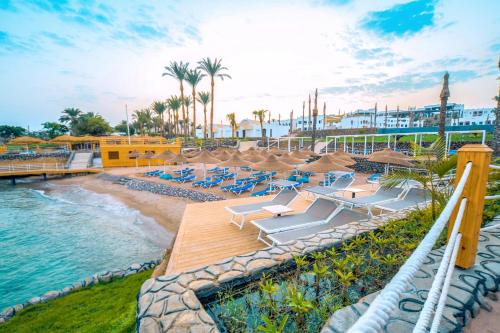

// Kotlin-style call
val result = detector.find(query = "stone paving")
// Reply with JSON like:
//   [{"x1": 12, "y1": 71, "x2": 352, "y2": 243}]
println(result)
[
  {"x1": 321, "y1": 222, "x2": 500, "y2": 333},
  {"x1": 135, "y1": 211, "x2": 405, "y2": 332}
]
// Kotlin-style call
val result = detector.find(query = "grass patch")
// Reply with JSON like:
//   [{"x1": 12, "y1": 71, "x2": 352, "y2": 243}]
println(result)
[{"x1": 0, "y1": 269, "x2": 153, "y2": 333}]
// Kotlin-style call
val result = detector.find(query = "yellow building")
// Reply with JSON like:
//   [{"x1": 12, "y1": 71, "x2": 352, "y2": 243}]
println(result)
[
  {"x1": 0, "y1": 145, "x2": 7, "y2": 154},
  {"x1": 99, "y1": 136, "x2": 182, "y2": 168}
]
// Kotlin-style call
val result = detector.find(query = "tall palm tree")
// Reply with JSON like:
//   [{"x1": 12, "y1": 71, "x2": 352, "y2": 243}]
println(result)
[
  {"x1": 439, "y1": 72, "x2": 450, "y2": 140},
  {"x1": 185, "y1": 69, "x2": 205, "y2": 137},
  {"x1": 196, "y1": 91, "x2": 210, "y2": 139},
  {"x1": 311, "y1": 89, "x2": 318, "y2": 152},
  {"x1": 322, "y1": 102, "x2": 326, "y2": 130},
  {"x1": 197, "y1": 57, "x2": 231, "y2": 138},
  {"x1": 226, "y1": 112, "x2": 237, "y2": 138},
  {"x1": 162, "y1": 61, "x2": 189, "y2": 137},
  {"x1": 384, "y1": 104, "x2": 388, "y2": 128},
  {"x1": 396, "y1": 105, "x2": 400, "y2": 128},
  {"x1": 494, "y1": 54, "x2": 500, "y2": 157},
  {"x1": 302, "y1": 101, "x2": 305, "y2": 131},
  {"x1": 373, "y1": 102, "x2": 378, "y2": 128},
  {"x1": 252, "y1": 109, "x2": 268, "y2": 143},
  {"x1": 152, "y1": 101, "x2": 167, "y2": 135},
  {"x1": 289, "y1": 110, "x2": 294, "y2": 134},
  {"x1": 183, "y1": 96, "x2": 192, "y2": 136},
  {"x1": 167, "y1": 96, "x2": 182, "y2": 137},
  {"x1": 59, "y1": 107, "x2": 82, "y2": 135}
]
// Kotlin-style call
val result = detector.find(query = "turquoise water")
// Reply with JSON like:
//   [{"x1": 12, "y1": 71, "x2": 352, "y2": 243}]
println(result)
[{"x1": 0, "y1": 181, "x2": 172, "y2": 311}]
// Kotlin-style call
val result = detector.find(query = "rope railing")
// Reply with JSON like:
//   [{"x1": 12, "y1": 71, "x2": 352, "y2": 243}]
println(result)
[
  {"x1": 485, "y1": 164, "x2": 499, "y2": 200},
  {"x1": 347, "y1": 161, "x2": 472, "y2": 333}
]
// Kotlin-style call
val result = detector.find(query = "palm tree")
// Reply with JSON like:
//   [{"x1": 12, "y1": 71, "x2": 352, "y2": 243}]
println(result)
[
  {"x1": 152, "y1": 101, "x2": 167, "y2": 135},
  {"x1": 396, "y1": 105, "x2": 400, "y2": 128},
  {"x1": 439, "y1": 72, "x2": 450, "y2": 140},
  {"x1": 185, "y1": 69, "x2": 205, "y2": 137},
  {"x1": 302, "y1": 101, "x2": 305, "y2": 131},
  {"x1": 59, "y1": 107, "x2": 82, "y2": 135},
  {"x1": 323, "y1": 102, "x2": 326, "y2": 130},
  {"x1": 373, "y1": 103, "x2": 378, "y2": 128},
  {"x1": 197, "y1": 91, "x2": 210, "y2": 139},
  {"x1": 493, "y1": 54, "x2": 500, "y2": 157},
  {"x1": 252, "y1": 109, "x2": 268, "y2": 143},
  {"x1": 162, "y1": 61, "x2": 189, "y2": 137},
  {"x1": 311, "y1": 89, "x2": 318, "y2": 152},
  {"x1": 132, "y1": 109, "x2": 150, "y2": 135},
  {"x1": 384, "y1": 104, "x2": 388, "y2": 128},
  {"x1": 183, "y1": 96, "x2": 192, "y2": 136},
  {"x1": 197, "y1": 57, "x2": 231, "y2": 138},
  {"x1": 226, "y1": 112, "x2": 237, "y2": 138},
  {"x1": 167, "y1": 96, "x2": 182, "y2": 137}
]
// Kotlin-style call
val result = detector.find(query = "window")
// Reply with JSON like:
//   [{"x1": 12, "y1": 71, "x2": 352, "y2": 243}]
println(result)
[{"x1": 108, "y1": 151, "x2": 119, "y2": 160}]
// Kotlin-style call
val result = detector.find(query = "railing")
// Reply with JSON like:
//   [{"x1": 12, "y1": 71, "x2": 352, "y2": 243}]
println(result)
[
  {"x1": 485, "y1": 164, "x2": 500, "y2": 200},
  {"x1": 0, "y1": 163, "x2": 63, "y2": 172},
  {"x1": 346, "y1": 144, "x2": 492, "y2": 333}
]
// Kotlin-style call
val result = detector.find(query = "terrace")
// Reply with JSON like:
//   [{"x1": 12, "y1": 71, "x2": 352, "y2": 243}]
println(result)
[{"x1": 135, "y1": 143, "x2": 499, "y2": 332}]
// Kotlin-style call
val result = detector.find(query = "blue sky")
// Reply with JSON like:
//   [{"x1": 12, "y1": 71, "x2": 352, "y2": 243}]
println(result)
[{"x1": 0, "y1": 0, "x2": 499, "y2": 129}]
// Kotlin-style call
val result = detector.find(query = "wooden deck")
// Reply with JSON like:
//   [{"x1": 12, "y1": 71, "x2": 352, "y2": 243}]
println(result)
[{"x1": 165, "y1": 194, "x2": 312, "y2": 274}]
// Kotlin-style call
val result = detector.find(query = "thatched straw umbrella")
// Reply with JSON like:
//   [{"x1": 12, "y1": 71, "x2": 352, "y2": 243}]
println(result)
[
  {"x1": 290, "y1": 150, "x2": 310, "y2": 159},
  {"x1": 154, "y1": 150, "x2": 176, "y2": 172},
  {"x1": 128, "y1": 150, "x2": 141, "y2": 169},
  {"x1": 250, "y1": 155, "x2": 295, "y2": 181},
  {"x1": 299, "y1": 155, "x2": 353, "y2": 186},
  {"x1": 188, "y1": 150, "x2": 220, "y2": 178},
  {"x1": 242, "y1": 153, "x2": 264, "y2": 163},
  {"x1": 216, "y1": 150, "x2": 232, "y2": 161},
  {"x1": 140, "y1": 151, "x2": 155, "y2": 169},
  {"x1": 327, "y1": 151, "x2": 356, "y2": 166},
  {"x1": 280, "y1": 152, "x2": 304, "y2": 165},
  {"x1": 268, "y1": 147, "x2": 284, "y2": 156},
  {"x1": 9, "y1": 136, "x2": 46, "y2": 152},
  {"x1": 368, "y1": 148, "x2": 413, "y2": 174},
  {"x1": 218, "y1": 154, "x2": 249, "y2": 184}
]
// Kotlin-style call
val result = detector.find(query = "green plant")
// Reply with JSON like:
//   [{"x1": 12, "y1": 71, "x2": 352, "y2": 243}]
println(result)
[
  {"x1": 259, "y1": 273, "x2": 279, "y2": 317},
  {"x1": 286, "y1": 284, "x2": 314, "y2": 329},
  {"x1": 312, "y1": 262, "x2": 330, "y2": 300},
  {"x1": 257, "y1": 314, "x2": 289, "y2": 333}
]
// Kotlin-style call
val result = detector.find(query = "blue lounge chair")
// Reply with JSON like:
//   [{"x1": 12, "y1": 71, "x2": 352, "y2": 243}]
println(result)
[
  {"x1": 193, "y1": 178, "x2": 211, "y2": 187},
  {"x1": 160, "y1": 173, "x2": 173, "y2": 180},
  {"x1": 230, "y1": 182, "x2": 255, "y2": 195},
  {"x1": 208, "y1": 166, "x2": 222, "y2": 173},
  {"x1": 221, "y1": 184, "x2": 240, "y2": 192},
  {"x1": 221, "y1": 173, "x2": 236, "y2": 180},
  {"x1": 240, "y1": 166, "x2": 252, "y2": 171},
  {"x1": 251, "y1": 171, "x2": 265, "y2": 177},
  {"x1": 202, "y1": 178, "x2": 223, "y2": 188},
  {"x1": 367, "y1": 173, "x2": 382, "y2": 184},
  {"x1": 297, "y1": 176, "x2": 309, "y2": 184},
  {"x1": 175, "y1": 174, "x2": 196, "y2": 183},
  {"x1": 288, "y1": 175, "x2": 297, "y2": 181}
]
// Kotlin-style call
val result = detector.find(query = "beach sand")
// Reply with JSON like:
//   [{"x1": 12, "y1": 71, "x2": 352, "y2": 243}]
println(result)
[{"x1": 52, "y1": 174, "x2": 187, "y2": 235}]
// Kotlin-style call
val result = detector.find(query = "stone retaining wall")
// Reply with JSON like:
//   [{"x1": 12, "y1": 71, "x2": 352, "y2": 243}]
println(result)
[
  {"x1": 101, "y1": 174, "x2": 225, "y2": 202},
  {"x1": 0, "y1": 152, "x2": 70, "y2": 160},
  {"x1": 321, "y1": 223, "x2": 500, "y2": 332},
  {"x1": 135, "y1": 211, "x2": 409, "y2": 332},
  {"x1": 0, "y1": 259, "x2": 160, "y2": 324}
]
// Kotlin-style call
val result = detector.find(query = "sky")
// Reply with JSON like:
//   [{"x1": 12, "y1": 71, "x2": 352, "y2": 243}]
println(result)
[{"x1": 0, "y1": 0, "x2": 499, "y2": 130}]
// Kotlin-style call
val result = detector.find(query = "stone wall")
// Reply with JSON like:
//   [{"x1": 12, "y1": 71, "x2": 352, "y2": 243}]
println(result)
[
  {"x1": 135, "y1": 211, "x2": 408, "y2": 332},
  {"x1": 0, "y1": 152, "x2": 70, "y2": 161},
  {"x1": 0, "y1": 259, "x2": 160, "y2": 324}
]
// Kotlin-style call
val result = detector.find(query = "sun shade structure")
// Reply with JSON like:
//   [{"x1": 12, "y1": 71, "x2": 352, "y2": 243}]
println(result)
[
  {"x1": 368, "y1": 148, "x2": 414, "y2": 173},
  {"x1": 154, "y1": 150, "x2": 177, "y2": 172},
  {"x1": 251, "y1": 154, "x2": 295, "y2": 172},
  {"x1": 9, "y1": 136, "x2": 46, "y2": 144},
  {"x1": 327, "y1": 151, "x2": 356, "y2": 166},
  {"x1": 218, "y1": 154, "x2": 250, "y2": 183},
  {"x1": 290, "y1": 150, "x2": 310, "y2": 159},
  {"x1": 279, "y1": 153, "x2": 304, "y2": 165},
  {"x1": 49, "y1": 135, "x2": 79, "y2": 143},
  {"x1": 242, "y1": 153, "x2": 264, "y2": 163},
  {"x1": 128, "y1": 150, "x2": 141, "y2": 168},
  {"x1": 188, "y1": 150, "x2": 220, "y2": 178},
  {"x1": 170, "y1": 153, "x2": 188, "y2": 164},
  {"x1": 216, "y1": 150, "x2": 232, "y2": 161},
  {"x1": 299, "y1": 155, "x2": 353, "y2": 173},
  {"x1": 268, "y1": 147, "x2": 285, "y2": 156}
]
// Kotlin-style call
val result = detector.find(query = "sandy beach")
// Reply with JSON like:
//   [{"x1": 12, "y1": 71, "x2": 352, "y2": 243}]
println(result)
[{"x1": 52, "y1": 173, "x2": 188, "y2": 235}]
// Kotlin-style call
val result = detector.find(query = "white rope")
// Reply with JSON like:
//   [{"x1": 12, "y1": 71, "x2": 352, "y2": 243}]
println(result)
[
  {"x1": 489, "y1": 164, "x2": 500, "y2": 170},
  {"x1": 412, "y1": 198, "x2": 467, "y2": 333},
  {"x1": 429, "y1": 233, "x2": 462, "y2": 333},
  {"x1": 485, "y1": 195, "x2": 500, "y2": 200},
  {"x1": 347, "y1": 162, "x2": 472, "y2": 333}
]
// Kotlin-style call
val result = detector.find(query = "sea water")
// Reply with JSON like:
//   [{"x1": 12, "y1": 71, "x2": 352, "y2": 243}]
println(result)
[{"x1": 0, "y1": 181, "x2": 172, "y2": 311}]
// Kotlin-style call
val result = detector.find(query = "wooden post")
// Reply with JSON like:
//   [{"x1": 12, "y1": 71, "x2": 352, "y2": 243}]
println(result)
[{"x1": 449, "y1": 144, "x2": 492, "y2": 269}]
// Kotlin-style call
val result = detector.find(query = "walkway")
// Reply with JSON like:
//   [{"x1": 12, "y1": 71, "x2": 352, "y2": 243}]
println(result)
[
  {"x1": 165, "y1": 193, "x2": 311, "y2": 274},
  {"x1": 69, "y1": 151, "x2": 93, "y2": 169}
]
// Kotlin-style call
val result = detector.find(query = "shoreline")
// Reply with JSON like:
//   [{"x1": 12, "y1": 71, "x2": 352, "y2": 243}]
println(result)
[{"x1": 50, "y1": 173, "x2": 187, "y2": 236}]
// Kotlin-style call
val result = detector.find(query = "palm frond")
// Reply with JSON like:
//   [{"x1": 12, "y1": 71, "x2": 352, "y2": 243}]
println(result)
[
  {"x1": 381, "y1": 170, "x2": 429, "y2": 189},
  {"x1": 432, "y1": 154, "x2": 457, "y2": 178}
]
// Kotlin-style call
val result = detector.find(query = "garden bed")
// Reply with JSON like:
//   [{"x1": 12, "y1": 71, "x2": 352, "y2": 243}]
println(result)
[{"x1": 203, "y1": 208, "x2": 443, "y2": 332}]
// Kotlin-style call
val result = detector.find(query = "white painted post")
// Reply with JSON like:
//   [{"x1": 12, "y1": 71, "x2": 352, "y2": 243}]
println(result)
[
  {"x1": 325, "y1": 137, "x2": 329, "y2": 154},
  {"x1": 334, "y1": 137, "x2": 337, "y2": 152},
  {"x1": 394, "y1": 135, "x2": 397, "y2": 150},
  {"x1": 277, "y1": 138, "x2": 280, "y2": 149},
  {"x1": 364, "y1": 135, "x2": 367, "y2": 155},
  {"x1": 344, "y1": 136, "x2": 346, "y2": 152},
  {"x1": 414, "y1": 133, "x2": 418, "y2": 157},
  {"x1": 267, "y1": 138, "x2": 270, "y2": 151},
  {"x1": 481, "y1": 130, "x2": 486, "y2": 144},
  {"x1": 445, "y1": 132, "x2": 449, "y2": 157},
  {"x1": 371, "y1": 136, "x2": 374, "y2": 154},
  {"x1": 288, "y1": 137, "x2": 291, "y2": 152},
  {"x1": 351, "y1": 136, "x2": 354, "y2": 154},
  {"x1": 387, "y1": 135, "x2": 391, "y2": 148}
]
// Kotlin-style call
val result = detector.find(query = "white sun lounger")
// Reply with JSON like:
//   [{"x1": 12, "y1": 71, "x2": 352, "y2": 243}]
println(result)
[
  {"x1": 305, "y1": 175, "x2": 355, "y2": 196},
  {"x1": 267, "y1": 208, "x2": 370, "y2": 245},
  {"x1": 251, "y1": 198, "x2": 340, "y2": 246},
  {"x1": 332, "y1": 187, "x2": 405, "y2": 215},
  {"x1": 225, "y1": 189, "x2": 298, "y2": 229},
  {"x1": 375, "y1": 188, "x2": 430, "y2": 213}
]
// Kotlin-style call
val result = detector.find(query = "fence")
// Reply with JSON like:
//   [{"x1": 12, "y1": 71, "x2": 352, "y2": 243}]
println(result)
[
  {"x1": 325, "y1": 129, "x2": 487, "y2": 156},
  {"x1": 347, "y1": 144, "x2": 493, "y2": 333}
]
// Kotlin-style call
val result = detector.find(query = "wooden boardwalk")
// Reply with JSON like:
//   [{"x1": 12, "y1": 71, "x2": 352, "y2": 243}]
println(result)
[{"x1": 165, "y1": 194, "x2": 312, "y2": 274}]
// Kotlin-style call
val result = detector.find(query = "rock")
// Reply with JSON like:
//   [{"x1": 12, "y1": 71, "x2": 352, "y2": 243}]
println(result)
[
  {"x1": 165, "y1": 295, "x2": 186, "y2": 314},
  {"x1": 246, "y1": 259, "x2": 276, "y2": 274},
  {"x1": 1, "y1": 307, "x2": 14, "y2": 318},
  {"x1": 130, "y1": 263, "x2": 142, "y2": 271},
  {"x1": 182, "y1": 291, "x2": 200, "y2": 310},
  {"x1": 42, "y1": 290, "x2": 60, "y2": 301},
  {"x1": 28, "y1": 297, "x2": 41, "y2": 305},
  {"x1": 13, "y1": 304, "x2": 23, "y2": 313}
]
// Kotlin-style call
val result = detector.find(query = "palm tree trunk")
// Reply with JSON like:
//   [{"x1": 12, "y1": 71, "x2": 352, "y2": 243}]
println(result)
[
  {"x1": 180, "y1": 83, "x2": 186, "y2": 138},
  {"x1": 203, "y1": 105, "x2": 207, "y2": 139},
  {"x1": 210, "y1": 78, "x2": 215, "y2": 139},
  {"x1": 192, "y1": 89, "x2": 196, "y2": 137},
  {"x1": 260, "y1": 119, "x2": 264, "y2": 143}
]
